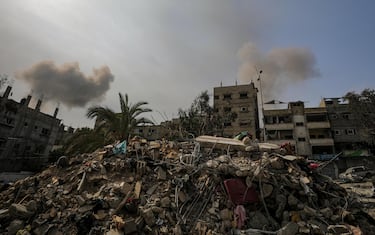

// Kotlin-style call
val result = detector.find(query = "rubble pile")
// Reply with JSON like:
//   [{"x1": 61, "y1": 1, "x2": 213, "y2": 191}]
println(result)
[{"x1": 1, "y1": 137, "x2": 375, "y2": 235}]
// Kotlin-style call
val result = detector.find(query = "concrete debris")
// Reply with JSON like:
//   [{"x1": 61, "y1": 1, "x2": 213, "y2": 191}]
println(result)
[
  {"x1": 8, "y1": 204, "x2": 33, "y2": 219},
  {"x1": 7, "y1": 219, "x2": 24, "y2": 235},
  {"x1": 277, "y1": 222, "x2": 299, "y2": 235},
  {"x1": 0, "y1": 135, "x2": 374, "y2": 234}
]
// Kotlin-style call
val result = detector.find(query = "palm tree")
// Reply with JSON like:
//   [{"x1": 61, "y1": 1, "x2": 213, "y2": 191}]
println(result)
[
  {"x1": 87, "y1": 93, "x2": 153, "y2": 141},
  {"x1": 62, "y1": 127, "x2": 107, "y2": 155}
]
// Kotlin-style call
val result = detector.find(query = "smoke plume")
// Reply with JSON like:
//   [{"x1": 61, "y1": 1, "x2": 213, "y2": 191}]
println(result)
[
  {"x1": 237, "y1": 42, "x2": 320, "y2": 100},
  {"x1": 16, "y1": 61, "x2": 114, "y2": 107}
]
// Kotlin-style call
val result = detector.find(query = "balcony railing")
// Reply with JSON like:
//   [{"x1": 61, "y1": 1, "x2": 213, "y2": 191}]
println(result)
[
  {"x1": 310, "y1": 138, "x2": 334, "y2": 146},
  {"x1": 307, "y1": 122, "x2": 330, "y2": 129},
  {"x1": 265, "y1": 123, "x2": 294, "y2": 130}
]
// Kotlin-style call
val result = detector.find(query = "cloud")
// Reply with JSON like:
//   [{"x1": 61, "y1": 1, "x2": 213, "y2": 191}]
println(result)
[
  {"x1": 238, "y1": 42, "x2": 320, "y2": 100},
  {"x1": 16, "y1": 61, "x2": 114, "y2": 107}
]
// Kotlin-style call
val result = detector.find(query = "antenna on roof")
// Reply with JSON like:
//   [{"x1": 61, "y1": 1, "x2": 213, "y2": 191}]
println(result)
[{"x1": 255, "y1": 66, "x2": 263, "y2": 80}]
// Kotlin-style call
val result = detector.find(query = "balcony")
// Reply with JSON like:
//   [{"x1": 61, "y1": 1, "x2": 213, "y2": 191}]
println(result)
[
  {"x1": 265, "y1": 123, "x2": 293, "y2": 130},
  {"x1": 310, "y1": 138, "x2": 334, "y2": 146},
  {"x1": 265, "y1": 139, "x2": 296, "y2": 146},
  {"x1": 0, "y1": 122, "x2": 15, "y2": 128},
  {"x1": 307, "y1": 121, "x2": 330, "y2": 129}
]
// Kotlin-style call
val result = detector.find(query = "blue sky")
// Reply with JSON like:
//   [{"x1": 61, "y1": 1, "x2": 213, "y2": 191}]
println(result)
[
  {"x1": 272, "y1": 1, "x2": 375, "y2": 98},
  {"x1": 0, "y1": 0, "x2": 374, "y2": 127}
]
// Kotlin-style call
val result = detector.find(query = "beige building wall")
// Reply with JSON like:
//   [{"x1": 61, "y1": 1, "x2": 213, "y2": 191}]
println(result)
[
  {"x1": 264, "y1": 101, "x2": 334, "y2": 158},
  {"x1": 213, "y1": 83, "x2": 259, "y2": 138}
]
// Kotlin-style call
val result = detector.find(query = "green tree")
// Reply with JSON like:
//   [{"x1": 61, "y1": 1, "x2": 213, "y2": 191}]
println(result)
[
  {"x1": 62, "y1": 127, "x2": 107, "y2": 155},
  {"x1": 87, "y1": 93, "x2": 153, "y2": 141},
  {"x1": 178, "y1": 91, "x2": 213, "y2": 136},
  {"x1": 178, "y1": 90, "x2": 236, "y2": 137}
]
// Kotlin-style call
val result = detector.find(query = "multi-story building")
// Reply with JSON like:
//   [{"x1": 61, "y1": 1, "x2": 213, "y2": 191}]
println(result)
[
  {"x1": 213, "y1": 83, "x2": 259, "y2": 138},
  {"x1": 264, "y1": 101, "x2": 334, "y2": 158},
  {"x1": 133, "y1": 124, "x2": 167, "y2": 141},
  {"x1": 133, "y1": 118, "x2": 190, "y2": 141},
  {"x1": 0, "y1": 86, "x2": 61, "y2": 171},
  {"x1": 320, "y1": 98, "x2": 373, "y2": 156}
]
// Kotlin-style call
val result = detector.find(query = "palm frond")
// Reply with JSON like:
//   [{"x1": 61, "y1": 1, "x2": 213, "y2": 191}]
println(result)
[{"x1": 85, "y1": 93, "x2": 152, "y2": 141}]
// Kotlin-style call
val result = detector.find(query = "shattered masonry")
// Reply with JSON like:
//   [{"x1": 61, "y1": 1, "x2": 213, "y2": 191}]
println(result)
[{"x1": 1, "y1": 136, "x2": 374, "y2": 235}]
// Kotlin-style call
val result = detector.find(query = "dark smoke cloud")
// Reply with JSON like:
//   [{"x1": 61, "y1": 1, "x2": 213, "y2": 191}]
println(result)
[
  {"x1": 16, "y1": 61, "x2": 114, "y2": 107},
  {"x1": 238, "y1": 42, "x2": 320, "y2": 100}
]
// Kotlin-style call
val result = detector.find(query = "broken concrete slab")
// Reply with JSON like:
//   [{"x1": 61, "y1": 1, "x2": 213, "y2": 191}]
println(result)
[
  {"x1": 0, "y1": 137, "x2": 373, "y2": 234},
  {"x1": 277, "y1": 222, "x2": 299, "y2": 235},
  {"x1": 123, "y1": 218, "x2": 137, "y2": 235},
  {"x1": 7, "y1": 219, "x2": 24, "y2": 235},
  {"x1": 8, "y1": 204, "x2": 33, "y2": 219},
  {"x1": 157, "y1": 167, "x2": 167, "y2": 180},
  {"x1": 141, "y1": 208, "x2": 155, "y2": 227},
  {"x1": 134, "y1": 181, "x2": 142, "y2": 199}
]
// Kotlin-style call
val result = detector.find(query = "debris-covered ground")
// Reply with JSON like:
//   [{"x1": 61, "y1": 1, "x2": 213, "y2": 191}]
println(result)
[{"x1": 1, "y1": 136, "x2": 375, "y2": 235}]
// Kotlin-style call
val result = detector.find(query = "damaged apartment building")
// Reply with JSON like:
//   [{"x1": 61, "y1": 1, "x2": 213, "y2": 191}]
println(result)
[
  {"x1": 0, "y1": 86, "x2": 61, "y2": 171},
  {"x1": 263, "y1": 101, "x2": 334, "y2": 159},
  {"x1": 213, "y1": 83, "x2": 259, "y2": 139},
  {"x1": 263, "y1": 99, "x2": 374, "y2": 160},
  {"x1": 132, "y1": 83, "x2": 260, "y2": 141},
  {"x1": 320, "y1": 97, "x2": 375, "y2": 170},
  {"x1": 321, "y1": 97, "x2": 374, "y2": 156}
]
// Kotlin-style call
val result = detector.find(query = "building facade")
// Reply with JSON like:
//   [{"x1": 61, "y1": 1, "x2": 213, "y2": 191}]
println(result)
[
  {"x1": 0, "y1": 86, "x2": 61, "y2": 171},
  {"x1": 133, "y1": 124, "x2": 167, "y2": 141},
  {"x1": 264, "y1": 101, "x2": 334, "y2": 158},
  {"x1": 213, "y1": 83, "x2": 259, "y2": 138},
  {"x1": 321, "y1": 98, "x2": 373, "y2": 157},
  {"x1": 133, "y1": 118, "x2": 189, "y2": 141}
]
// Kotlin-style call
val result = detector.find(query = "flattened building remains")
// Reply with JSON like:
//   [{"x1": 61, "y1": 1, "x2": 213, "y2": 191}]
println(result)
[
  {"x1": 195, "y1": 82, "x2": 373, "y2": 178},
  {"x1": 133, "y1": 82, "x2": 373, "y2": 170},
  {"x1": 263, "y1": 98, "x2": 375, "y2": 177},
  {"x1": 1, "y1": 84, "x2": 375, "y2": 234},
  {"x1": 0, "y1": 86, "x2": 62, "y2": 171},
  {"x1": 0, "y1": 83, "x2": 374, "y2": 177}
]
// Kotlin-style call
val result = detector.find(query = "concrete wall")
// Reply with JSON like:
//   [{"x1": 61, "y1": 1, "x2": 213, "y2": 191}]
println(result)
[
  {"x1": 292, "y1": 114, "x2": 311, "y2": 156},
  {"x1": 213, "y1": 83, "x2": 259, "y2": 138},
  {"x1": 0, "y1": 86, "x2": 61, "y2": 171},
  {"x1": 264, "y1": 101, "x2": 334, "y2": 157}
]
